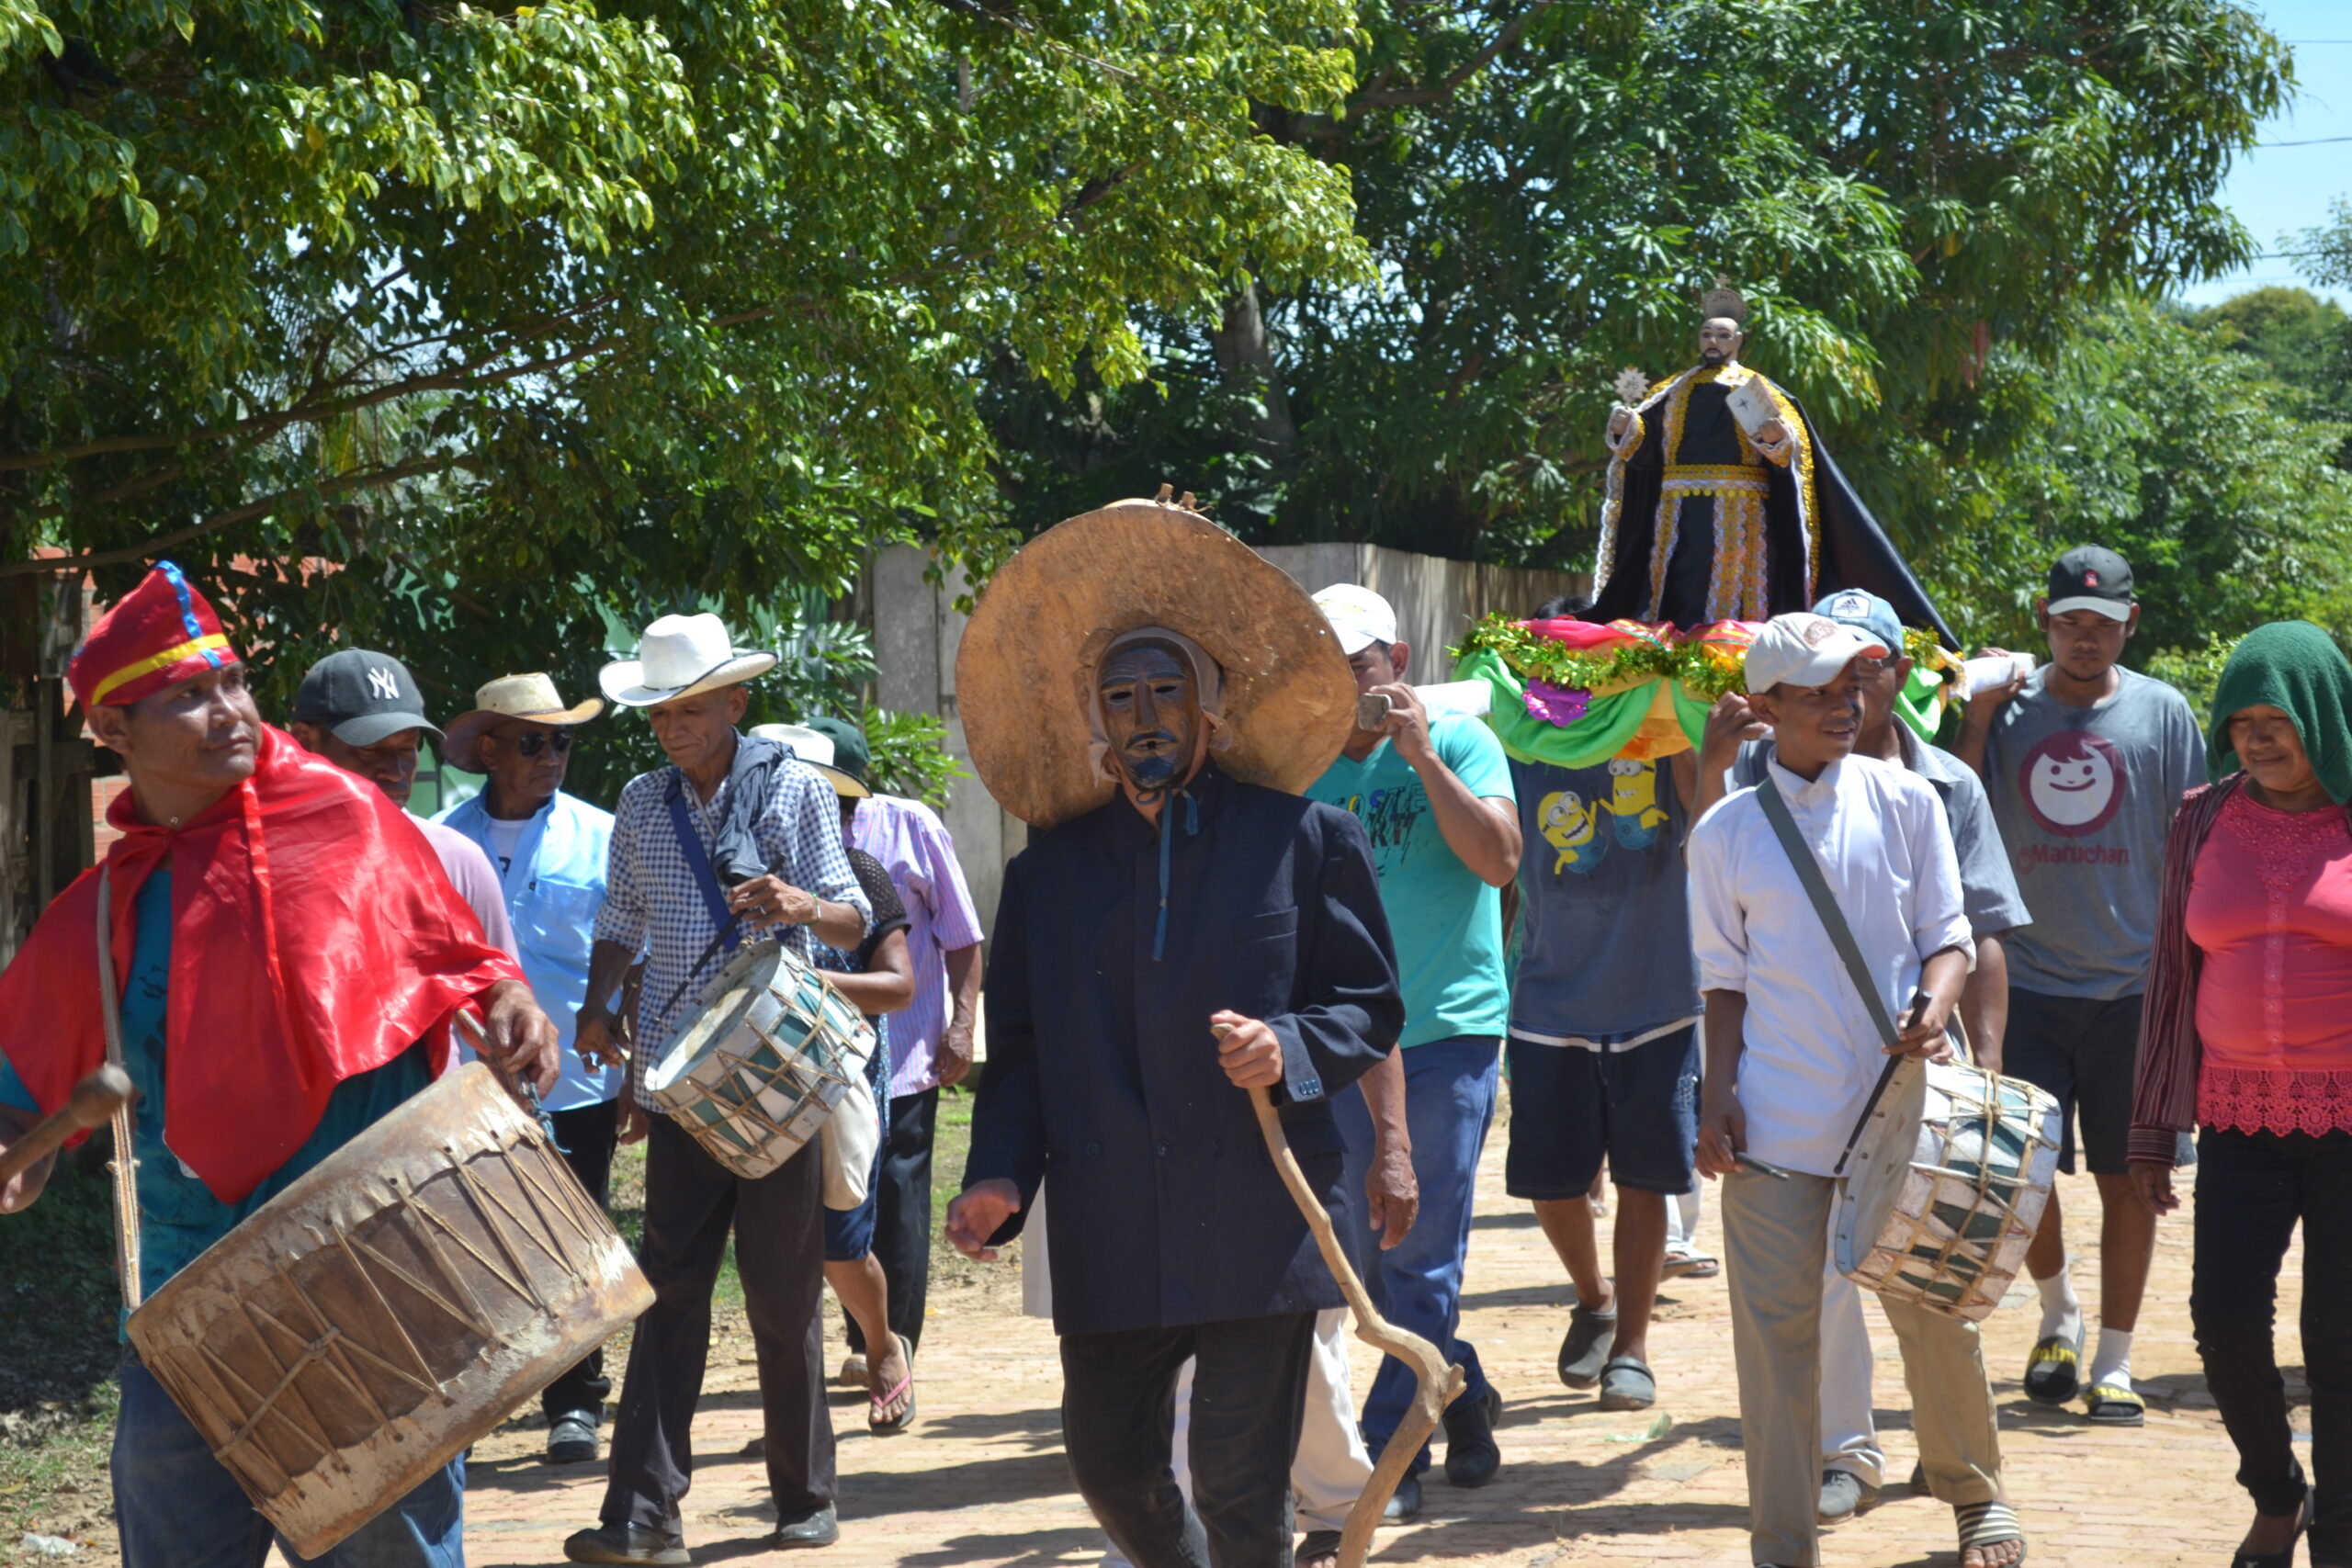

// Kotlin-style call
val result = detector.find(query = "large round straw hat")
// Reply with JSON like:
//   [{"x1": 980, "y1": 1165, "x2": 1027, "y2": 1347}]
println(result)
[{"x1": 956, "y1": 496, "x2": 1357, "y2": 829}]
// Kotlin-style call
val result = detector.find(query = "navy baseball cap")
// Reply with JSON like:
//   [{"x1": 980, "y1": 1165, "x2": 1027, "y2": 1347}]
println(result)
[{"x1": 1810, "y1": 588, "x2": 1905, "y2": 656}]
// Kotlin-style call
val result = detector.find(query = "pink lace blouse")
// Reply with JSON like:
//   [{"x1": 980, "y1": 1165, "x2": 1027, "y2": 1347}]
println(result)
[{"x1": 2184, "y1": 787, "x2": 2352, "y2": 1136}]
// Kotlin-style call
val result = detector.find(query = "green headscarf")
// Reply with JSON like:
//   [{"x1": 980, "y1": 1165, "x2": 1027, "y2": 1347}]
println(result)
[{"x1": 2209, "y1": 620, "x2": 2352, "y2": 804}]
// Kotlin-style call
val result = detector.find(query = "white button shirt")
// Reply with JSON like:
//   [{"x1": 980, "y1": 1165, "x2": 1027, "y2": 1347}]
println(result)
[{"x1": 1688, "y1": 752, "x2": 1974, "y2": 1176}]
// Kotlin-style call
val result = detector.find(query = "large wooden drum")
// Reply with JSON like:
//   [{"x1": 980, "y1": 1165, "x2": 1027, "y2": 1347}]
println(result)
[{"x1": 127, "y1": 1062, "x2": 652, "y2": 1557}]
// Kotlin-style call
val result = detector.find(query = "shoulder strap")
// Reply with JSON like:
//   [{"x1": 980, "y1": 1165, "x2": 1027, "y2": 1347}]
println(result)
[
  {"x1": 1754, "y1": 776, "x2": 1900, "y2": 1050},
  {"x1": 663, "y1": 773, "x2": 738, "y2": 945}
]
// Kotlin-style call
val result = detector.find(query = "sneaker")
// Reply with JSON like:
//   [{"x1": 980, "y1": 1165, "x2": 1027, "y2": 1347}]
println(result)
[
  {"x1": 772, "y1": 1504, "x2": 840, "y2": 1550},
  {"x1": 1818, "y1": 1469, "x2": 1879, "y2": 1524},
  {"x1": 548, "y1": 1411, "x2": 600, "y2": 1465},
  {"x1": 1382, "y1": 1472, "x2": 1422, "y2": 1525},
  {"x1": 1442, "y1": 1383, "x2": 1502, "y2": 1487},
  {"x1": 563, "y1": 1524, "x2": 688, "y2": 1565}
]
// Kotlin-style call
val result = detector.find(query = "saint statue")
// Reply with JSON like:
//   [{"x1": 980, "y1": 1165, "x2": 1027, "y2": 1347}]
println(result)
[{"x1": 1589, "y1": 282, "x2": 1952, "y2": 639}]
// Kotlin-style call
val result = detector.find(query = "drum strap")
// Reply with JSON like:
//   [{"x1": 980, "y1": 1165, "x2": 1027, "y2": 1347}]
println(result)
[
  {"x1": 1754, "y1": 778, "x2": 1905, "y2": 1179},
  {"x1": 94, "y1": 868, "x2": 145, "y2": 1313}
]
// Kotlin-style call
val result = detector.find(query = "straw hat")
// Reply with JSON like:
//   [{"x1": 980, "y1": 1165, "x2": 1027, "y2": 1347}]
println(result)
[
  {"x1": 749, "y1": 722, "x2": 871, "y2": 800},
  {"x1": 441, "y1": 673, "x2": 604, "y2": 773},
  {"x1": 956, "y1": 496, "x2": 1357, "y2": 829},
  {"x1": 599, "y1": 614, "x2": 778, "y2": 708}
]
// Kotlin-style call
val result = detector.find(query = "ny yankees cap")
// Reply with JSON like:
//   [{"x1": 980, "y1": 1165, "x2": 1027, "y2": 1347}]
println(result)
[
  {"x1": 294, "y1": 649, "x2": 446, "y2": 747},
  {"x1": 2047, "y1": 546, "x2": 2134, "y2": 622}
]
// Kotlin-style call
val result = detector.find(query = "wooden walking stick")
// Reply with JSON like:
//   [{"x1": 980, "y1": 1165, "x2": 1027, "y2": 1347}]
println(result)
[
  {"x1": 0, "y1": 1064, "x2": 135, "y2": 1190},
  {"x1": 1221, "y1": 1027, "x2": 1465, "y2": 1567}
]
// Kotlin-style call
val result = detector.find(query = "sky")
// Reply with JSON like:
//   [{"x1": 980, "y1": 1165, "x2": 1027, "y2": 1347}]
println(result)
[{"x1": 2177, "y1": 0, "x2": 2352, "y2": 309}]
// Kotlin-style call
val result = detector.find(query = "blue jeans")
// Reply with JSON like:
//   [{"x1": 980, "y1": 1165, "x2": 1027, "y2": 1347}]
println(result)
[
  {"x1": 114, "y1": 1354, "x2": 465, "y2": 1568},
  {"x1": 1335, "y1": 1034, "x2": 1500, "y2": 1474}
]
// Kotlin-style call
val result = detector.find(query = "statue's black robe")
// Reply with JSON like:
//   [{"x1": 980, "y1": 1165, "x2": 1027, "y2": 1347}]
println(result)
[{"x1": 1589, "y1": 368, "x2": 1954, "y2": 644}]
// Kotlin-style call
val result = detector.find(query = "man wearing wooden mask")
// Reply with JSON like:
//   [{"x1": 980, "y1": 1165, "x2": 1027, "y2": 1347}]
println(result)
[{"x1": 944, "y1": 500, "x2": 1405, "y2": 1567}]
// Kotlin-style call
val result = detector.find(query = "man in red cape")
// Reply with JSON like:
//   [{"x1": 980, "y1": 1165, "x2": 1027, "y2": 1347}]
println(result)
[{"x1": 0, "y1": 561, "x2": 558, "y2": 1568}]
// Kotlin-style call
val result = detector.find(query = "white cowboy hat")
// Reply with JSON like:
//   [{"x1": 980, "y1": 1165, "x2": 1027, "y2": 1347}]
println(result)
[
  {"x1": 441, "y1": 673, "x2": 605, "y2": 773},
  {"x1": 599, "y1": 614, "x2": 778, "y2": 708},
  {"x1": 749, "y1": 722, "x2": 870, "y2": 800}
]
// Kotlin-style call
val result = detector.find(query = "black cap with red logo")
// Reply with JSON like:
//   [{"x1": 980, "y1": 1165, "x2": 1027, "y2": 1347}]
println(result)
[{"x1": 2047, "y1": 545, "x2": 2134, "y2": 622}]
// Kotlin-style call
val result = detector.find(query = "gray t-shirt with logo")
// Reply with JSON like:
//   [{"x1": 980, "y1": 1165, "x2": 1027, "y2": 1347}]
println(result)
[
  {"x1": 1980, "y1": 666, "x2": 2206, "y2": 999},
  {"x1": 1509, "y1": 755, "x2": 1700, "y2": 1038}
]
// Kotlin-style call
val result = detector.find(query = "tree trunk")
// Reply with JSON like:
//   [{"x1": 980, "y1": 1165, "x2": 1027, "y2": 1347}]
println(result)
[{"x1": 1208, "y1": 280, "x2": 1298, "y2": 464}]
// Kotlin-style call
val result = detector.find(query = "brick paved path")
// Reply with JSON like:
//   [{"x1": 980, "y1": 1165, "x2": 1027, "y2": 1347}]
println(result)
[{"x1": 461, "y1": 1096, "x2": 2307, "y2": 1567}]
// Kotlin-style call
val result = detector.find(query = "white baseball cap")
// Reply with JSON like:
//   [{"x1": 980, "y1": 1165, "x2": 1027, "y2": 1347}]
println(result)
[
  {"x1": 1744, "y1": 613, "x2": 1889, "y2": 694},
  {"x1": 1312, "y1": 583, "x2": 1398, "y2": 655}
]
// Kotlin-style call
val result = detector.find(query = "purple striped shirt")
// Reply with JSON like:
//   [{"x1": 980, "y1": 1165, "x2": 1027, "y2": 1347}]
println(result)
[{"x1": 852, "y1": 795, "x2": 985, "y2": 1097}]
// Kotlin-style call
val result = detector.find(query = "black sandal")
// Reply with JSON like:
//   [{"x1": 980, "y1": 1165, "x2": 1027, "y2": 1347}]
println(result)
[{"x1": 2231, "y1": 1490, "x2": 2313, "y2": 1568}]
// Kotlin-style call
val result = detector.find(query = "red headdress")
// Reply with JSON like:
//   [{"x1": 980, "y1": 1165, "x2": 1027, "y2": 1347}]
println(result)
[{"x1": 69, "y1": 560, "x2": 240, "y2": 709}]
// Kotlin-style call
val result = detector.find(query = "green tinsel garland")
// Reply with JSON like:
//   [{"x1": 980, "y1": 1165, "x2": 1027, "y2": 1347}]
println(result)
[{"x1": 1452, "y1": 613, "x2": 1748, "y2": 703}]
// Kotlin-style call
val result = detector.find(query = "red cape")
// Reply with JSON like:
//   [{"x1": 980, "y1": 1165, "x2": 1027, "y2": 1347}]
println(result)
[{"x1": 0, "y1": 727, "x2": 525, "y2": 1201}]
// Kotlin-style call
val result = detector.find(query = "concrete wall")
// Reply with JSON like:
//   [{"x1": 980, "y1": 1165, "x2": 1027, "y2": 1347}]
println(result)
[{"x1": 872, "y1": 540, "x2": 1589, "y2": 935}]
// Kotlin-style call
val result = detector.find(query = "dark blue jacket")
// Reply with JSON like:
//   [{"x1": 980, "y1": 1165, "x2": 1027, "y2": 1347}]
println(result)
[{"x1": 963, "y1": 765, "x2": 1402, "y2": 1336}]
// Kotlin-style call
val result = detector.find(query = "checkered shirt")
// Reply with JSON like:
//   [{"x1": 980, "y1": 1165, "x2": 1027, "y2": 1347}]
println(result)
[{"x1": 595, "y1": 736, "x2": 871, "y2": 1109}]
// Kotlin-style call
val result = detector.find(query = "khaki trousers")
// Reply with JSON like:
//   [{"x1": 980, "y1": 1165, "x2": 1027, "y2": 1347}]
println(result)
[{"x1": 1721, "y1": 1168, "x2": 2001, "y2": 1566}]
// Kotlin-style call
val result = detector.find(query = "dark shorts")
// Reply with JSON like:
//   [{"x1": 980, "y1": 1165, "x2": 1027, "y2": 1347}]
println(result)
[
  {"x1": 2004, "y1": 987, "x2": 2144, "y2": 1176},
  {"x1": 1504, "y1": 1022, "x2": 1699, "y2": 1200},
  {"x1": 822, "y1": 1137, "x2": 886, "y2": 1262}
]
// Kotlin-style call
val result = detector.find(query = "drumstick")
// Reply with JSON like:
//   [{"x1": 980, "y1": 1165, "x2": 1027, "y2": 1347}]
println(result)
[
  {"x1": 0, "y1": 1064, "x2": 134, "y2": 1190},
  {"x1": 1833, "y1": 988, "x2": 1933, "y2": 1179}
]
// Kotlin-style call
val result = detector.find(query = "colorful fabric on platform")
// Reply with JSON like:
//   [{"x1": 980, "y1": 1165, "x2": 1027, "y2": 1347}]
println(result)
[
  {"x1": 67, "y1": 560, "x2": 238, "y2": 709},
  {"x1": 0, "y1": 726, "x2": 524, "y2": 1202},
  {"x1": 1452, "y1": 617, "x2": 1754, "y2": 768}
]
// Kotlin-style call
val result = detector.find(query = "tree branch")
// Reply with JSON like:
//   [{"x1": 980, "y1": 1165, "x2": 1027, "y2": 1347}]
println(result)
[
  {"x1": 2, "y1": 453, "x2": 470, "y2": 576},
  {"x1": 1351, "y1": 1, "x2": 1556, "y2": 113}
]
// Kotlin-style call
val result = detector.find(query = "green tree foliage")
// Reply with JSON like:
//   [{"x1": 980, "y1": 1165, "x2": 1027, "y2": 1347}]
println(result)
[
  {"x1": 3, "y1": 0, "x2": 1371, "y2": 717},
  {"x1": 988, "y1": 0, "x2": 2289, "y2": 569},
  {"x1": 1911, "y1": 300, "x2": 2352, "y2": 660}
]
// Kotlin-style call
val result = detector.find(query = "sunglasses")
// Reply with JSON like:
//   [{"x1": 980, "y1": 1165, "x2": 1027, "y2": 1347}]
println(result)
[{"x1": 497, "y1": 730, "x2": 574, "y2": 757}]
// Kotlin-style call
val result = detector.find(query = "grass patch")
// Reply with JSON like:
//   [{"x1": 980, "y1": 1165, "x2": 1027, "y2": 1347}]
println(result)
[{"x1": 0, "y1": 1139, "x2": 132, "y2": 1554}]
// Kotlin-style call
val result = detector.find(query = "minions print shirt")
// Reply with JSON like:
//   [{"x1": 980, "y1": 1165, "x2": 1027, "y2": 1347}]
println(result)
[
  {"x1": 1509, "y1": 754, "x2": 1700, "y2": 1038},
  {"x1": 1304, "y1": 713, "x2": 1514, "y2": 1049},
  {"x1": 1979, "y1": 665, "x2": 2206, "y2": 999}
]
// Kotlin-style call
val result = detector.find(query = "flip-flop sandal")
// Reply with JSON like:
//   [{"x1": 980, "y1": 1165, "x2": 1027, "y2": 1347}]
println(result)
[
  {"x1": 2082, "y1": 1381, "x2": 2144, "y2": 1427},
  {"x1": 2022, "y1": 1329, "x2": 2083, "y2": 1404},
  {"x1": 867, "y1": 1333, "x2": 916, "y2": 1434},
  {"x1": 1597, "y1": 1355, "x2": 1657, "y2": 1412},
  {"x1": 1957, "y1": 1499, "x2": 2028, "y2": 1565},
  {"x1": 1661, "y1": 1248, "x2": 1722, "y2": 1280},
  {"x1": 1558, "y1": 1304, "x2": 1618, "y2": 1390}
]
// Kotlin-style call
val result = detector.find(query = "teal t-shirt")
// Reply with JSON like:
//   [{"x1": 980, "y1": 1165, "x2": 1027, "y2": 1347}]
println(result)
[
  {"x1": 1305, "y1": 714, "x2": 1516, "y2": 1048},
  {"x1": 0, "y1": 870, "x2": 432, "y2": 1308}
]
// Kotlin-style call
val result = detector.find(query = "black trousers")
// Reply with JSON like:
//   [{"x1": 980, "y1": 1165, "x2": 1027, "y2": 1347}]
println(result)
[
  {"x1": 603, "y1": 1116, "x2": 835, "y2": 1529},
  {"x1": 843, "y1": 1088, "x2": 938, "y2": 1357},
  {"x1": 543, "y1": 1098, "x2": 621, "y2": 1421},
  {"x1": 2191, "y1": 1126, "x2": 2352, "y2": 1559},
  {"x1": 1059, "y1": 1312, "x2": 1317, "y2": 1568}
]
